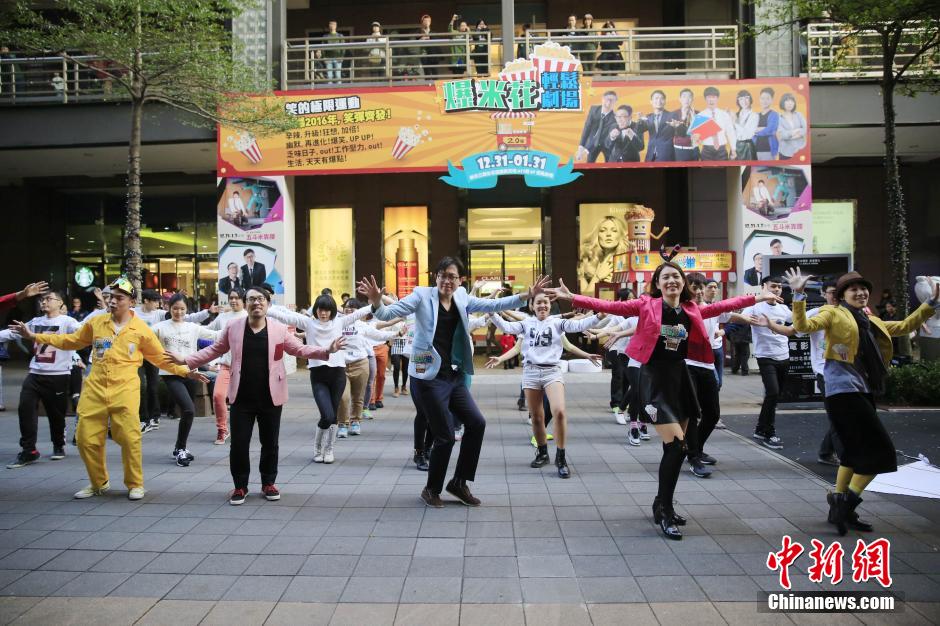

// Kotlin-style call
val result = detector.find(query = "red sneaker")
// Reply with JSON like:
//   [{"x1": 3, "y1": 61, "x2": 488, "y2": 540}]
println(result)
[
  {"x1": 229, "y1": 488, "x2": 247, "y2": 505},
  {"x1": 262, "y1": 484, "x2": 281, "y2": 501}
]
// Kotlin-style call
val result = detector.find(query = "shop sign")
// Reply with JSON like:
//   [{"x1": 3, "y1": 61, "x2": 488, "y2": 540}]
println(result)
[{"x1": 630, "y1": 250, "x2": 735, "y2": 272}]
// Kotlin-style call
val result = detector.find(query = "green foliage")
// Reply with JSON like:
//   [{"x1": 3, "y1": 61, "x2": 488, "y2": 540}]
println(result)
[
  {"x1": 884, "y1": 360, "x2": 940, "y2": 405},
  {"x1": 3, "y1": 0, "x2": 295, "y2": 135}
]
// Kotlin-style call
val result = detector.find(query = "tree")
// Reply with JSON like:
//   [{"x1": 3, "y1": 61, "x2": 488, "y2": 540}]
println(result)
[
  {"x1": 747, "y1": 0, "x2": 940, "y2": 315},
  {"x1": 5, "y1": 0, "x2": 294, "y2": 290}
]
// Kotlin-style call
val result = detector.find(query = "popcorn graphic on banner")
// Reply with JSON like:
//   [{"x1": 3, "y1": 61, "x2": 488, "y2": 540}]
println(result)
[
  {"x1": 529, "y1": 41, "x2": 582, "y2": 74},
  {"x1": 499, "y1": 58, "x2": 538, "y2": 83},
  {"x1": 392, "y1": 126, "x2": 421, "y2": 160},
  {"x1": 227, "y1": 131, "x2": 263, "y2": 164}
]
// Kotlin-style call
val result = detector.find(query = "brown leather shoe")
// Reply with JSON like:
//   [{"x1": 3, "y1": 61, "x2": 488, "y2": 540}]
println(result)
[
  {"x1": 445, "y1": 479, "x2": 481, "y2": 506},
  {"x1": 421, "y1": 487, "x2": 444, "y2": 508}
]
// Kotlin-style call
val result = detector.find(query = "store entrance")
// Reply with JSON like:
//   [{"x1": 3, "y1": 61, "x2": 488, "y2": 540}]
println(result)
[
  {"x1": 468, "y1": 244, "x2": 543, "y2": 296},
  {"x1": 466, "y1": 206, "x2": 543, "y2": 295}
]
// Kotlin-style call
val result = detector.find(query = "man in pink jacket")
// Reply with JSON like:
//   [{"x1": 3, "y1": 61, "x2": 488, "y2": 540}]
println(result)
[{"x1": 167, "y1": 287, "x2": 345, "y2": 505}]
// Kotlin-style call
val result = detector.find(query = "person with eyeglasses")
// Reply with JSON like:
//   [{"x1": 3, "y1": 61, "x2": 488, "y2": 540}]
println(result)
[
  {"x1": 11, "y1": 277, "x2": 208, "y2": 500},
  {"x1": 358, "y1": 257, "x2": 550, "y2": 508},
  {"x1": 167, "y1": 287, "x2": 346, "y2": 505},
  {"x1": 1, "y1": 291, "x2": 79, "y2": 468}
]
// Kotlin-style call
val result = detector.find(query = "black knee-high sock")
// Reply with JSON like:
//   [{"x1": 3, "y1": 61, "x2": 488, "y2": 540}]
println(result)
[{"x1": 657, "y1": 439, "x2": 686, "y2": 504}]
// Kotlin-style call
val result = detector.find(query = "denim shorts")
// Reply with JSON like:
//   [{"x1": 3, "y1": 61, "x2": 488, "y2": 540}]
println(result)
[{"x1": 521, "y1": 364, "x2": 564, "y2": 390}]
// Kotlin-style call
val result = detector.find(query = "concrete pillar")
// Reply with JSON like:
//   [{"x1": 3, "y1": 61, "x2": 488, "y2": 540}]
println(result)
[{"x1": 501, "y1": 0, "x2": 515, "y2": 66}]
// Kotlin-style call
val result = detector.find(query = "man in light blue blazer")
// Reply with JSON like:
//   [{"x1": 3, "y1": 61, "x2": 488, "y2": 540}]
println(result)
[{"x1": 359, "y1": 257, "x2": 549, "y2": 508}]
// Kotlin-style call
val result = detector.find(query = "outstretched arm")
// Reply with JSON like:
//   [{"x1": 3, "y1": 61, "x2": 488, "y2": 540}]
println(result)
[
  {"x1": 485, "y1": 338, "x2": 522, "y2": 368},
  {"x1": 699, "y1": 294, "x2": 759, "y2": 319},
  {"x1": 561, "y1": 313, "x2": 600, "y2": 334},
  {"x1": 487, "y1": 312, "x2": 524, "y2": 335},
  {"x1": 562, "y1": 335, "x2": 603, "y2": 365}
]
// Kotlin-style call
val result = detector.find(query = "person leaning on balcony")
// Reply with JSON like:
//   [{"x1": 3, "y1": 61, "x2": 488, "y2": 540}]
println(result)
[
  {"x1": 597, "y1": 21, "x2": 624, "y2": 74},
  {"x1": 472, "y1": 19, "x2": 490, "y2": 75},
  {"x1": 418, "y1": 14, "x2": 441, "y2": 78},
  {"x1": 320, "y1": 20, "x2": 345, "y2": 84},
  {"x1": 775, "y1": 93, "x2": 807, "y2": 160},
  {"x1": 448, "y1": 14, "x2": 471, "y2": 75},
  {"x1": 366, "y1": 22, "x2": 387, "y2": 79},
  {"x1": 575, "y1": 14, "x2": 599, "y2": 73}
]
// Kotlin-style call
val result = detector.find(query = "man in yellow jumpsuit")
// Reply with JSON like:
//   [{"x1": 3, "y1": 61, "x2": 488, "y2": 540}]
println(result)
[{"x1": 12, "y1": 277, "x2": 204, "y2": 500}]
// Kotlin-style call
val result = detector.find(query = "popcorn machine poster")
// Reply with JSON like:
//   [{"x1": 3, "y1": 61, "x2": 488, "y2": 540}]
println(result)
[
  {"x1": 383, "y1": 206, "x2": 429, "y2": 299},
  {"x1": 218, "y1": 69, "x2": 809, "y2": 177}
]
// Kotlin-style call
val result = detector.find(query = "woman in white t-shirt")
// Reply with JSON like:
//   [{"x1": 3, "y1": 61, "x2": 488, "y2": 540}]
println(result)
[
  {"x1": 152, "y1": 294, "x2": 219, "y2": 467},
  {"x1": 488, "y1": 293, "x2": 600, "y2": 478}
]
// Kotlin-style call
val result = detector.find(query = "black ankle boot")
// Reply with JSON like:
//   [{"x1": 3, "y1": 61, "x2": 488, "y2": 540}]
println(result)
[
  {"x1": 665, "y1": 503, "x2": 687, "y2": 526},
  {"x1": 652, "y1": 498, "x2": 681, "y2": 540},
  {"x1": 531, "y1": 444, "x2": 550, "y2": 468},
  {"x1": 830, "y1": 492, "x2": 850, "y2": 536},
  {"x1": 829, "y1": 490, "x2": 873, "y2": 533},
  {"x1": 555, "y1": 448, "x2": 570, "y2": 479}
]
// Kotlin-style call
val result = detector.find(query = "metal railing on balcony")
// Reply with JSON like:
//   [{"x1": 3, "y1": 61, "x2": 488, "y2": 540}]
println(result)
[
  {"x1": 0, "y1": 53, "x2": 126, "y2": 105},
  {"x1": 522, "y1": 26, "x2": 739, "y2": 78},
  {"x1": 806, "y1": 21, "x2": 940, "y2": 80},
  {"x1": 282, "y1": 25, "x2": 739, "y2": 89},
  {"x1": 282, "y1": 30, "x2": 492, "y2": 89}
]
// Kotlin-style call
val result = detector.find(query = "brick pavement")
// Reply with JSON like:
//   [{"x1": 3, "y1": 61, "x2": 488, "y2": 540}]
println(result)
[{"x1": 0, "y1": 362, "x2": 937, "y2": 625}]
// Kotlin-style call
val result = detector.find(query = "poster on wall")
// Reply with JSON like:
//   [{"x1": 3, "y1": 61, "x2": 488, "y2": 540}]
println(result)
[
  {"x1": 218, "y1": 51, "x2": 810, "y2": 183},
  {"x1": 578, "y1": 204, "x2": 669, "y2": 295},
  {"x1": 812, "y1": 200, "x2": 855, "y2": 257},
  {"x1": 309, "y1": 208, "x2": 354, "y2": 300},
  {"x1": 216, "y1": 176, "x2": 290, "y2": 304},
  {"x1": 383, "y1": 206, "x2": 429, "y2": 299},
  {"x1": 739, "y1": 165, "x2": 813, "y2": 292}
]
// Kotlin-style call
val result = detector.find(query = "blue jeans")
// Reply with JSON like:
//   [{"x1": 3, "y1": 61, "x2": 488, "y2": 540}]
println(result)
[
  {"x1": 325, "y1": 59, "x2": 342, "y2": 82},
  {"x1": 410, "y1": 372, "x2": 485, "y2": 495}
]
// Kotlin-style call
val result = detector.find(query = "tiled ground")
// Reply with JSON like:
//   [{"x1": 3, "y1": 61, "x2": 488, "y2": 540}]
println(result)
[{"x1": 0, "y1": 362, "x2": 937, "y2": 624}]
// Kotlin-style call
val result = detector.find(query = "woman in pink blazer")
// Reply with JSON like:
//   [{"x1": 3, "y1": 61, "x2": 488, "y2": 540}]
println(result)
[
  {"x1": 168, "y1": 287, "x2": 345, "y2": 505},
  {"x1": 548, "y1": 262, "x2": 778, "y2": 539}
]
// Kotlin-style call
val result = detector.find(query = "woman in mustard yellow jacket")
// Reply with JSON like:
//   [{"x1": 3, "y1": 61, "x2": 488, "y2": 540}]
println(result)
[{"x1": 788, "y1": 269, "x2": 939, "y2": 535}]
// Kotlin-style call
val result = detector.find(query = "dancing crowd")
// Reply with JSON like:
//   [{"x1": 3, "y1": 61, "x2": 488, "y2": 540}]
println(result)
[{"x1": 2, "y1": 255, "x2": 938, "y2": 541}]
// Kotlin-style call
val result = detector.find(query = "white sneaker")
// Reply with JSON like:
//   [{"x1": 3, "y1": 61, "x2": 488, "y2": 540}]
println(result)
[
  {"x1": 615, "y1": 412, "x2": 627, "y2": 425},
  {"x1": 74, "y1": 481, "x2": 110, "y2": 499},
  {"x1": 455, "y1": 425, "x2": 464, "y2": 442},
  {"x1": 128, "y1": 487, "x2": 146, "y2": 501}
]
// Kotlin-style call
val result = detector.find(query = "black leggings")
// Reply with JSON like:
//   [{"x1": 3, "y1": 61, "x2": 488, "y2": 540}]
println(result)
[
  {"x1": 621, "y1": 366, "x2": 641, "y2": 419},
  {"x1": 391, "y1": 354, "x2": 410, "y2": 389},
  {"x1": 165, "y1": 375, "x2": 197, "y2": 450},
  {"x1": 18, "y1": 373, "x2": 68, "y2": 450},
  {"x1": 310, "y1": 365, "x2": 346, "y2": 429}
]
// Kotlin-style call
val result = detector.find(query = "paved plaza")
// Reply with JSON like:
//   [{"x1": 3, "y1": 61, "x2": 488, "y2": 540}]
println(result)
[{"x1": 0, "y1": 362, "x2": 938, "y2": 625}]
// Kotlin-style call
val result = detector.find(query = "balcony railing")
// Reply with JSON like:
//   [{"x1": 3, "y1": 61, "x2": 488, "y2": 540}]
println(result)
[
  {"x1": 806, "y1": 21, "x2": 940, "y2": 80},
  {"x1": 522, "y1": 26, "x2": 739, "y2": 78},
  {"x1": 282, "y1": 31, "x2": 492, "y2": 89},
  {"x1": 0, "y1": 53, "x2": 126, "y2": 105},
  {"x1": 282, "y1": 25, "x2": 739, "y2": 90}
]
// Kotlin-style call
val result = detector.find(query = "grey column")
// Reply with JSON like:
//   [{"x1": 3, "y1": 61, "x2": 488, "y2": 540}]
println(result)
[{"x1": 501, "y1": 0, "x2": 515, "y2": 66}]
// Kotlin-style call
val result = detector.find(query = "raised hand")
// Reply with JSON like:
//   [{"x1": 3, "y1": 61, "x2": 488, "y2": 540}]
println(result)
[
  {"x1": 19, "y1": 281, "x2": 50, "y2": 300},
  {"x1": 9, "y1": 320, "x2": 34, "y2": 340},
  {"x1": 163, "y1": 350, "x2": 186, "y2": 365},
  {"x1": 355, "y1": 275, "x2": 383, "y2": 306},
  {"x1": 527, "y1": 274, "x2": 552, "y2": 300},
  {"x1": 544, "y1": 277, "x2": 573, "y2": 302},
  {"x1": 329, "y1": 336, "x2": 347, "y2": 353},
  {"x1": 784, "y1": 267, "x2": 812, "y2": 294},
  {"x1": 208, "y1": 303, "x2": 220, "y2": 314}
]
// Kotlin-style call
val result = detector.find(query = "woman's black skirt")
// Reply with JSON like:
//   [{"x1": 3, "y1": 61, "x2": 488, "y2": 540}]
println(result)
[
  {"x1": 824, "y1": 392, "x2": 897, "y2": 474},
  {"x1": 637, "y1": 360, "x2": 701, "y2": 425}
]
